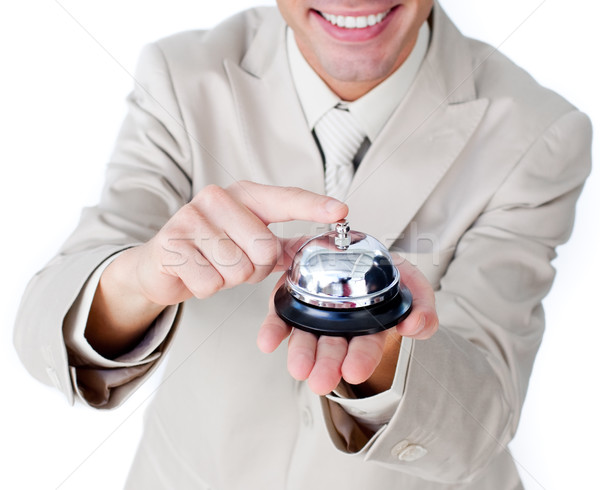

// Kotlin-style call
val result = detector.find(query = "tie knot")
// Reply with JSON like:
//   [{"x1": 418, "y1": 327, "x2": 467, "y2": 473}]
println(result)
[{"x1": 316, "y1": 106, "x2": 365, "y2": 151}]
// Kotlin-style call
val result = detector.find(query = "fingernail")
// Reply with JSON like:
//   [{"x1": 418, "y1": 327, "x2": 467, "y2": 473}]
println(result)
[{"x1": 325, "y1": 198, "x2": 344, "y2": 214}]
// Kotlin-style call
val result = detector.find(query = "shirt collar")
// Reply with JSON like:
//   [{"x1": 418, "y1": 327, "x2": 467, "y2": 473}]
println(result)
[{"x1": 286, "y1": 22, "x2": 430, "y2": 142}]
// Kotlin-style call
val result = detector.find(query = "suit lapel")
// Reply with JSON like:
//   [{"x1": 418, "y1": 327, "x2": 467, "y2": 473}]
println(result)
[
  {"x1": 223, "y1": 11, "x2": 325, "y2": 196},
  {"x1": 345, "y1": 76, "x2": 489, "y2": 246}
]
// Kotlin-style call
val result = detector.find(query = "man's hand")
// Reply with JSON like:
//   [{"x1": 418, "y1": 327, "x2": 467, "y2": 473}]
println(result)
[
  {"x1": 257, "y1": 257, "x2": 438, "y2": 396},
  {"x1": 86, "y1": 181, "x2": 348, "y2": 357},
  {"x1": 133, "y1": 181, "x2": 347, "y2": 305}
]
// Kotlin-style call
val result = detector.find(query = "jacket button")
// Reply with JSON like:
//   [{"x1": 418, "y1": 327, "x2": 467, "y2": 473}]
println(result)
[{"x1": 391, "y1": 441, "x2": 428, "y2": 462}]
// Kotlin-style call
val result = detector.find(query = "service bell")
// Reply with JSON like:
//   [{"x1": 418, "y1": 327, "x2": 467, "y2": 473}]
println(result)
[{"x1": 274, "y1": 220, "x2": 412, "y2": 337}]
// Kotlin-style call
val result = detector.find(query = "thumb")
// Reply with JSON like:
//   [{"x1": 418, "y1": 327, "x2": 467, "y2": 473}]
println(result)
[{"x1": 257, "y1": 272, "x2": 292, "y2": 353}]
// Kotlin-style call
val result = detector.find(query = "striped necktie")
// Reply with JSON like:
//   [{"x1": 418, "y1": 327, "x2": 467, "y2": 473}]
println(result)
[{"x1": 314, "y1": 105, "x2": 369, "y2": 202}]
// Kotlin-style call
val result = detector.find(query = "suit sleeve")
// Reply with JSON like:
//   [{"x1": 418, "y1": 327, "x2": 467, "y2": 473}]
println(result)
[
  {"x1": 13, "y1": 42, "x2": 193, "y2": 408},
  {"x1": 321, "y1": 109, "x2": 592, "y2": 483}
]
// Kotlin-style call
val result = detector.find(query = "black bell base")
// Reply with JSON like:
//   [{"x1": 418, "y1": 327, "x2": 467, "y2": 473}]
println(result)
[{"x1": 273, "y1": 285, "x2": 412, "y2": 337}]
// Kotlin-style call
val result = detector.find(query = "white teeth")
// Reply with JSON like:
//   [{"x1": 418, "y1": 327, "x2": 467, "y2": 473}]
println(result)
[{"x1": 321, "y1": 9, "x2": 390, "y2": 29}]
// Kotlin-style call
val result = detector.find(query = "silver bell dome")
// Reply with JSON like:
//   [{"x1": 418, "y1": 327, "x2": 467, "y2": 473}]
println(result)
[{"x1": 286, "y1": 221, "x2": 399, "y2": 309}]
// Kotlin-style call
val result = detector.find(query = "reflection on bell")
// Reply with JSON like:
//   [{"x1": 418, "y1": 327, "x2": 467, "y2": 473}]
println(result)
[{"x1": 274, "y1": 220, "x2": 412, "y2": 337}]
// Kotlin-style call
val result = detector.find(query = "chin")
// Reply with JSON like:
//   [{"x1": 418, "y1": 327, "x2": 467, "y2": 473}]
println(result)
[{"x1": 321, "y1": 53, "x2": 399, "y2": 85}]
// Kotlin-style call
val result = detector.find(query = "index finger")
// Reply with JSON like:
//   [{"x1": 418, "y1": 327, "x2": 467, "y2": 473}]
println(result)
[{"x1": 226, "y1": 181, "x2": 348, "y2": 225}]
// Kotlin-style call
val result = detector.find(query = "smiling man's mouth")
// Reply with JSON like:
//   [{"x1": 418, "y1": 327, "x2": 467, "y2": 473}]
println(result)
[{"x1": 317, "y1": 9, "x2": 392, "y2": 29}]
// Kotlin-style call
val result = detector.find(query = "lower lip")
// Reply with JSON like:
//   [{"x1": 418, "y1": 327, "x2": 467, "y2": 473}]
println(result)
[{"x1": 311, "y1": 6, "x2": 399, "y2": 43}]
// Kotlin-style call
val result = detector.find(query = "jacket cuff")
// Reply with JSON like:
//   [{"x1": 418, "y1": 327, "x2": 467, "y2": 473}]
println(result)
[
  {"x1": 61, "y1": 252, "x2": 180, "y2": 408},
  {"x1": 326, "y1": 337, "x2": 413, "y2": 432}
]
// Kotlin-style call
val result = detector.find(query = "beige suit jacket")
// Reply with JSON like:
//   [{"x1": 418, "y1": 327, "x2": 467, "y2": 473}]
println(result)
[{"x1": 14, "y1": 3, "x2": 592, "y2": 489}]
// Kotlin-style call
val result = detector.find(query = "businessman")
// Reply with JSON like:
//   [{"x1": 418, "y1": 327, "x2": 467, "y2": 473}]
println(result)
[{"x1": 15, "y1": 1, "x2": 592, "y2": 488}]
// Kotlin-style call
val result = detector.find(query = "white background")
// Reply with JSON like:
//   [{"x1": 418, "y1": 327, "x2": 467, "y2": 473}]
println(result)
[{"x1": 1, "y1": 1, "x2": 598, "y2": 489}]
